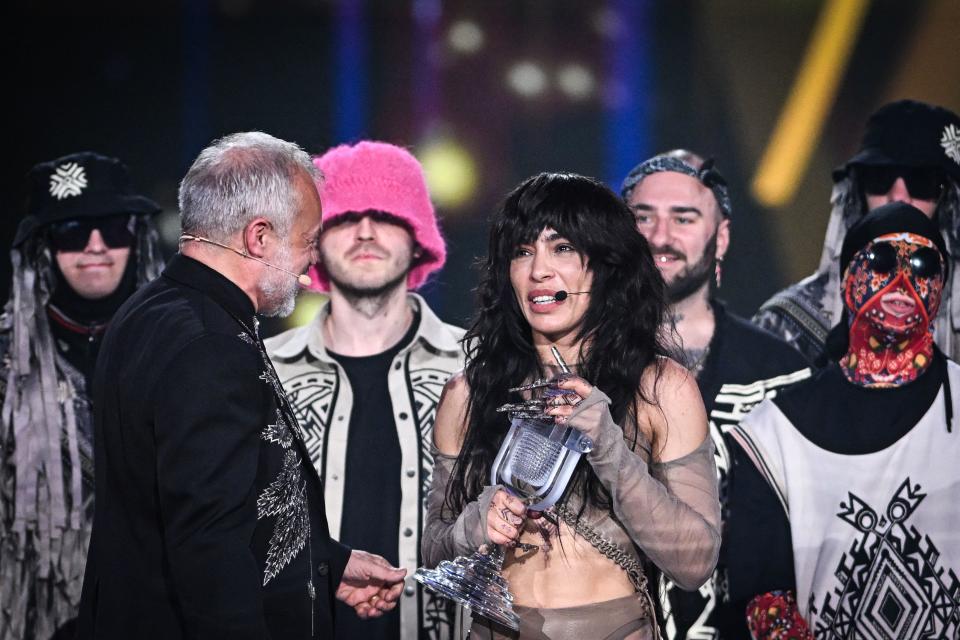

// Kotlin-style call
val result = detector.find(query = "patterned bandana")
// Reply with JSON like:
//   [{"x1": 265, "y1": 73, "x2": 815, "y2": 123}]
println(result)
[
  {"x1": 841, "y1": 232, "x2": 945, "y2": 386},
  {"x1": 620, "y1": 156, "x2": 733, "y2": 218}
]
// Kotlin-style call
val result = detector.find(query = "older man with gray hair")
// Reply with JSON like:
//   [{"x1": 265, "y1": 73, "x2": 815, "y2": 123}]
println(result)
[{"x1": 77, "y1": 132, "x2": 406, "y2": 639}]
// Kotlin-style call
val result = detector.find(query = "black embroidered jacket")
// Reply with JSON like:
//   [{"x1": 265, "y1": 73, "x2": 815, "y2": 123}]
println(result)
[{"x1": 77, "y1": 254, "x2": 351, "y2": 639}]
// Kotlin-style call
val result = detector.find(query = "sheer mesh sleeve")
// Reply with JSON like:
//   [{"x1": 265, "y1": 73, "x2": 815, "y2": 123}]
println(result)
[
  {"x1": 575, "y1": 389, "x2": 721, "y2": 590},
  {"x1": 421, "y1": 448, "x2": 500, "y2": 568}
]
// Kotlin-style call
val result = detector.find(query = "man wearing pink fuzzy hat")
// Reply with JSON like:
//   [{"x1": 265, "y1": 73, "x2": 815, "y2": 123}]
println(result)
[{"x1": 266, "y1": 141, "x2": 464, "y2": 640}]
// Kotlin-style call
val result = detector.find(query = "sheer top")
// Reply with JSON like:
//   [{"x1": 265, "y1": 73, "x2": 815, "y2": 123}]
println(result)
[{"x1": 421, "y1": 387, "x2": 721, "y2": 592}]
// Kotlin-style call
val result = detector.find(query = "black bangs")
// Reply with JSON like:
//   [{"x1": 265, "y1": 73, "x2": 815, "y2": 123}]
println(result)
[
  {"x1": 450, "y1": 171, "x2": 670, "y2": 517},
  {"x1": 492, "y1": 172, "x2": 638, "y2": 263}
]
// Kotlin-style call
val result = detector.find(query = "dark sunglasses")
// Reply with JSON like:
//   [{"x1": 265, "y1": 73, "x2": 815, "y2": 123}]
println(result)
[
  {"x1": 865, "y1": 242, "x2": 942, "y2": 279},
  {"x1": 858, "y1": 165, "x2": 945, "y2": 201},
  {"x1": 48, "y1": 215, "x2": 137, "y2": 252}
]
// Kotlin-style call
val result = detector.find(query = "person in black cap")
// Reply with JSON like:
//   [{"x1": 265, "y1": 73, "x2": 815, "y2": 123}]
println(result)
[
  {"x1": 621, "y1": 150, "x2": 810, "y2": 640},
  {"x1": 755, "y1": 99, "x2": 960, "y2": 364},
  {"x1": 0, "y1": 152, "x2": 164, "y2": 639},
  {"x1": 727, "y1": 202, "x2": 960, "y2": 638}
]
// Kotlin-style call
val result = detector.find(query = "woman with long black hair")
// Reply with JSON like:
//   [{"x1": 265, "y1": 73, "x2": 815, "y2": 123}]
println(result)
[{"x1": 422, "y1": 173, "x2": 721, "y2": 639}]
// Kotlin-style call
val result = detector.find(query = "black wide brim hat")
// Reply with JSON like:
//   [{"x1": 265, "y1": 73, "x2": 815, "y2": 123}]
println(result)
[
  {"x1": 14, "y1": 151, "x2": 161, "y2": 247},
  {"x1": 833, "y1": 99, "x2": 960, "y2": 183}
]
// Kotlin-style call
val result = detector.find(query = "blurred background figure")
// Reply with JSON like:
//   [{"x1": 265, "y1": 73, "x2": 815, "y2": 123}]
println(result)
[
  {"x1": 622, "y1": 150, "x2": 808, "y2": 639},
  {"x1": 12, "y1": 2, "x2": 959, "y2": 336},
  {"x1": 755, "y1": 100, "x2": 960, "y2": 363},
  {"x1": 0, "y1": 152, "x2": 163, "y2": 640}
]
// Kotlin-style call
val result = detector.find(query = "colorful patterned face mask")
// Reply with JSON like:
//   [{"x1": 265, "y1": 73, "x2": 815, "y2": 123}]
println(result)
[{"x1": 841, "y1": 232, "x2": 945, "y2": 386}]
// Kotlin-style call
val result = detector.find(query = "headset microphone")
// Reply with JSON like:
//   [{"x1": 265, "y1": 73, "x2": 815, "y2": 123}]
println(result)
[
  {"x1": 179, "y1": 234, "x2": 313, "y2": 287},
  {"x1": 553, "y1": 290, "x2": 590, "y2": 301}
]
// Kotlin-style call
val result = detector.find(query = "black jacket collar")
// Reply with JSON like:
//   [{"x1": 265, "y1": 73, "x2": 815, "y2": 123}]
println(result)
[{"x1": 162, "y1": 253, "x2": 257, "y2": 321}]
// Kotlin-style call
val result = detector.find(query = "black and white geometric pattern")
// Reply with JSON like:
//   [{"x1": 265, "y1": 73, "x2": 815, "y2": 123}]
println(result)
[
  {"x1": 941, "y1": 124, "x2": 960, "y2": 165},
  {"x1": 280, "y1": 361, "x2": 457, "y2": 639},
  {"x1": 407, "y1": 364, "x2": 458, "y2": 639},
  {"x1": 283, "y1": 370, "x2": 339, "y2": 474},
  {"x1": 410, "y1": 365, "x2": 452, "y2": 517},
  {"x1": 660, "y1": 369, "x2": 811, "y2": 640},
  {"x1": 810, "y1": 478, "x2": 960, "y2": 639},
  {"x1": 49, "y1": 162, "x2": 88, "y2": 199}
]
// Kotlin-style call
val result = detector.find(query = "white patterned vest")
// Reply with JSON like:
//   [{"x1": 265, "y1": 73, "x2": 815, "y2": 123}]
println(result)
[{"x1": 734, "y1": 361, "x2": 960, "y2": 639}]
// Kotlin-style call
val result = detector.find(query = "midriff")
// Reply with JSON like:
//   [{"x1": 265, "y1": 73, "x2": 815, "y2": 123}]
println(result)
[{"x1": 501, "y1": 518, "x2": 635, "y2": 608}]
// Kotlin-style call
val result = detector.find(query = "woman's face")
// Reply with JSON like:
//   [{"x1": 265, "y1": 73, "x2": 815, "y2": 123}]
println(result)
[{"x1": 509, "y1": 226, "x2": 594, "y2": 345}]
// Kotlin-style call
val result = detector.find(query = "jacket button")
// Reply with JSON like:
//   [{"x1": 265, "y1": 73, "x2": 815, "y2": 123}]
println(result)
[
  {"x1": 404, "y1": 585, "x2": 416, "y2": 597},
  {"x1": 394, "y1": 362, "x2": 402, "y2": 370},
  {"x1": 316, "y1": 561, "x2": 329, "y2": 576},
  {"x1": 405, "y1": 468, "x2": 415, "y2": 478},
  {"x1": 399, "y1": 412, "x2": 409, "y2": 420},
  {"x1": 403, "y1": 528, "x2": 413, "y2": 537}
]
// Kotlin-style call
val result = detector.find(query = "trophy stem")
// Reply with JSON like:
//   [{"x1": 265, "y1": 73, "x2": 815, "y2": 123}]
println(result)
[{"x1": 414, "y1": 545, "x2": 520, "y2": 630}]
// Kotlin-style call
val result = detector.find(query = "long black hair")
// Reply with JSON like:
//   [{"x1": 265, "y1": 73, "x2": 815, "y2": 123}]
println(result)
[{"x1": 446, "y1": 172, "x2": 671, "y2": 514}]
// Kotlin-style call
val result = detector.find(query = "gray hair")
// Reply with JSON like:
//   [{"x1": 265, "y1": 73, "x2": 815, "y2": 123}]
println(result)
[{"x1": 178, "y1": 131, "x2": 320, "y2": 242}]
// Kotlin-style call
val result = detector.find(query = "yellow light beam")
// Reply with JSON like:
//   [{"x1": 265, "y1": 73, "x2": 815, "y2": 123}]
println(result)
[{"x1": 752, "y1": 0, "x2": 870, "y2": 208}]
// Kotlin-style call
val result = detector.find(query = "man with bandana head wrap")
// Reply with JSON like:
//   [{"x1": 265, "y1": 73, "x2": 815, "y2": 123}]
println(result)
[
  {"x1": 754, "y1": 100, "x2": 960, "y2": 365},
  {"x1": 621, "y1": 151, "x2": 810, "y2": 639},
  {"x1": 0, "y1": 153, "x2": 165, "y2": 640},
  {"x1": 728, "y1": 202, "x2": 960, "y2": 639}
]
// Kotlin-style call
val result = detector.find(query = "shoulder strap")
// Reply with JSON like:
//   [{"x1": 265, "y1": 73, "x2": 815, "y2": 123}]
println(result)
[{"x1": 759, "y1": 295, "x2": 831, "y2": 345}]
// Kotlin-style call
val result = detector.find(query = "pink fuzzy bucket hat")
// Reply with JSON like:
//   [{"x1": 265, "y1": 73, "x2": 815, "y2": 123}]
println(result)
[{"x1": 308, "y1": 141, "x2": 446, "y2": 292}]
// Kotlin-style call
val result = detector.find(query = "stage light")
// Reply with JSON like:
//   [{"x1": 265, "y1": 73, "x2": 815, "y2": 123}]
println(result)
[
  {"x1": 557, "y1": 64, "x2": 595, "y2": 100},
  {"x1": 592, "y1": 8, "x2": 624, "y2": 39},
  {"x1": 752, "y1": 0, "x2": 869, "y2": 207},
  {"x1": 418, "y1": 137, "x2": 479, "y2": 210},
  {"x1": 288, "y1": 292, "x2": 328, "y2": 329},
  {"x1": 448, "y1": 20, "x2": 484, "y2": 54},
  {"x1": 507, "y1": 61, "x2": 548, "y2": 98}
]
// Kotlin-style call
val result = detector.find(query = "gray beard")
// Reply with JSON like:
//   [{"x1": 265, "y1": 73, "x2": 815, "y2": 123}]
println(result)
[
  {"x1": 260, "y1": 278, "x2": 299, "y2": 317},
  {"x1": 259, "y1": 246, "x2": 299, "y2": 318},
  {"x1": 330, "y1": 270, "x2": 408, "y2": 319}
]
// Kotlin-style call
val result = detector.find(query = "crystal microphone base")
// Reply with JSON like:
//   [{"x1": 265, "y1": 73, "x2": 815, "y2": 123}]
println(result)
[{"x1": 414, "y1": 545, "x2": 520, "y2": 630}]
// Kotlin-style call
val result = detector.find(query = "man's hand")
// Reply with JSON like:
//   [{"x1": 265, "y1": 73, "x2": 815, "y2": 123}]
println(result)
[{"x1": 335, "y1": 550, "x2": 407, "y2": 619}]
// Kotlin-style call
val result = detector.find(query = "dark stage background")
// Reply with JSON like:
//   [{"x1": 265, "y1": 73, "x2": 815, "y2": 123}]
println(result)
[{"x1": 10, "y1": 0, "x2": 960, "y2": 336}]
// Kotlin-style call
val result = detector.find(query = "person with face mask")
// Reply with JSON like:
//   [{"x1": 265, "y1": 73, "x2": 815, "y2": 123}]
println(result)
[
  {"x1": 754, "y1": 100, "x2": 960, "y2": 365},
  {"x1": 725, "y1": 202, "x2": 960, "y2": 638}
]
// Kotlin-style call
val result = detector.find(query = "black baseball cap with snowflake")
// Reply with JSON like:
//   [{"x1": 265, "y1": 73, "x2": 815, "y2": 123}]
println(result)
[
  {"x1": 14, "y1": 151, "x2": 160, "y2": 247},
  {"x1": 833, "y1": 99, "x2": 960, "y2": 184}
]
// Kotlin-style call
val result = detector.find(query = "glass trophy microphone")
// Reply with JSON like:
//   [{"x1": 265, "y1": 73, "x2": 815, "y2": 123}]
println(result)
[{"x1": 414, "y1": 346, "x2": 592, "y2": 630}]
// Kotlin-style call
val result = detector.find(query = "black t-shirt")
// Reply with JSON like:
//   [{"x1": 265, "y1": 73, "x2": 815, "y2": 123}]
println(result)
[
  {"x1": 725, "y1": 351, "x2": 948, "y2": 614},
  {"x1": 328, "y1": 313, "x2": 420, "y2": 640}
]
